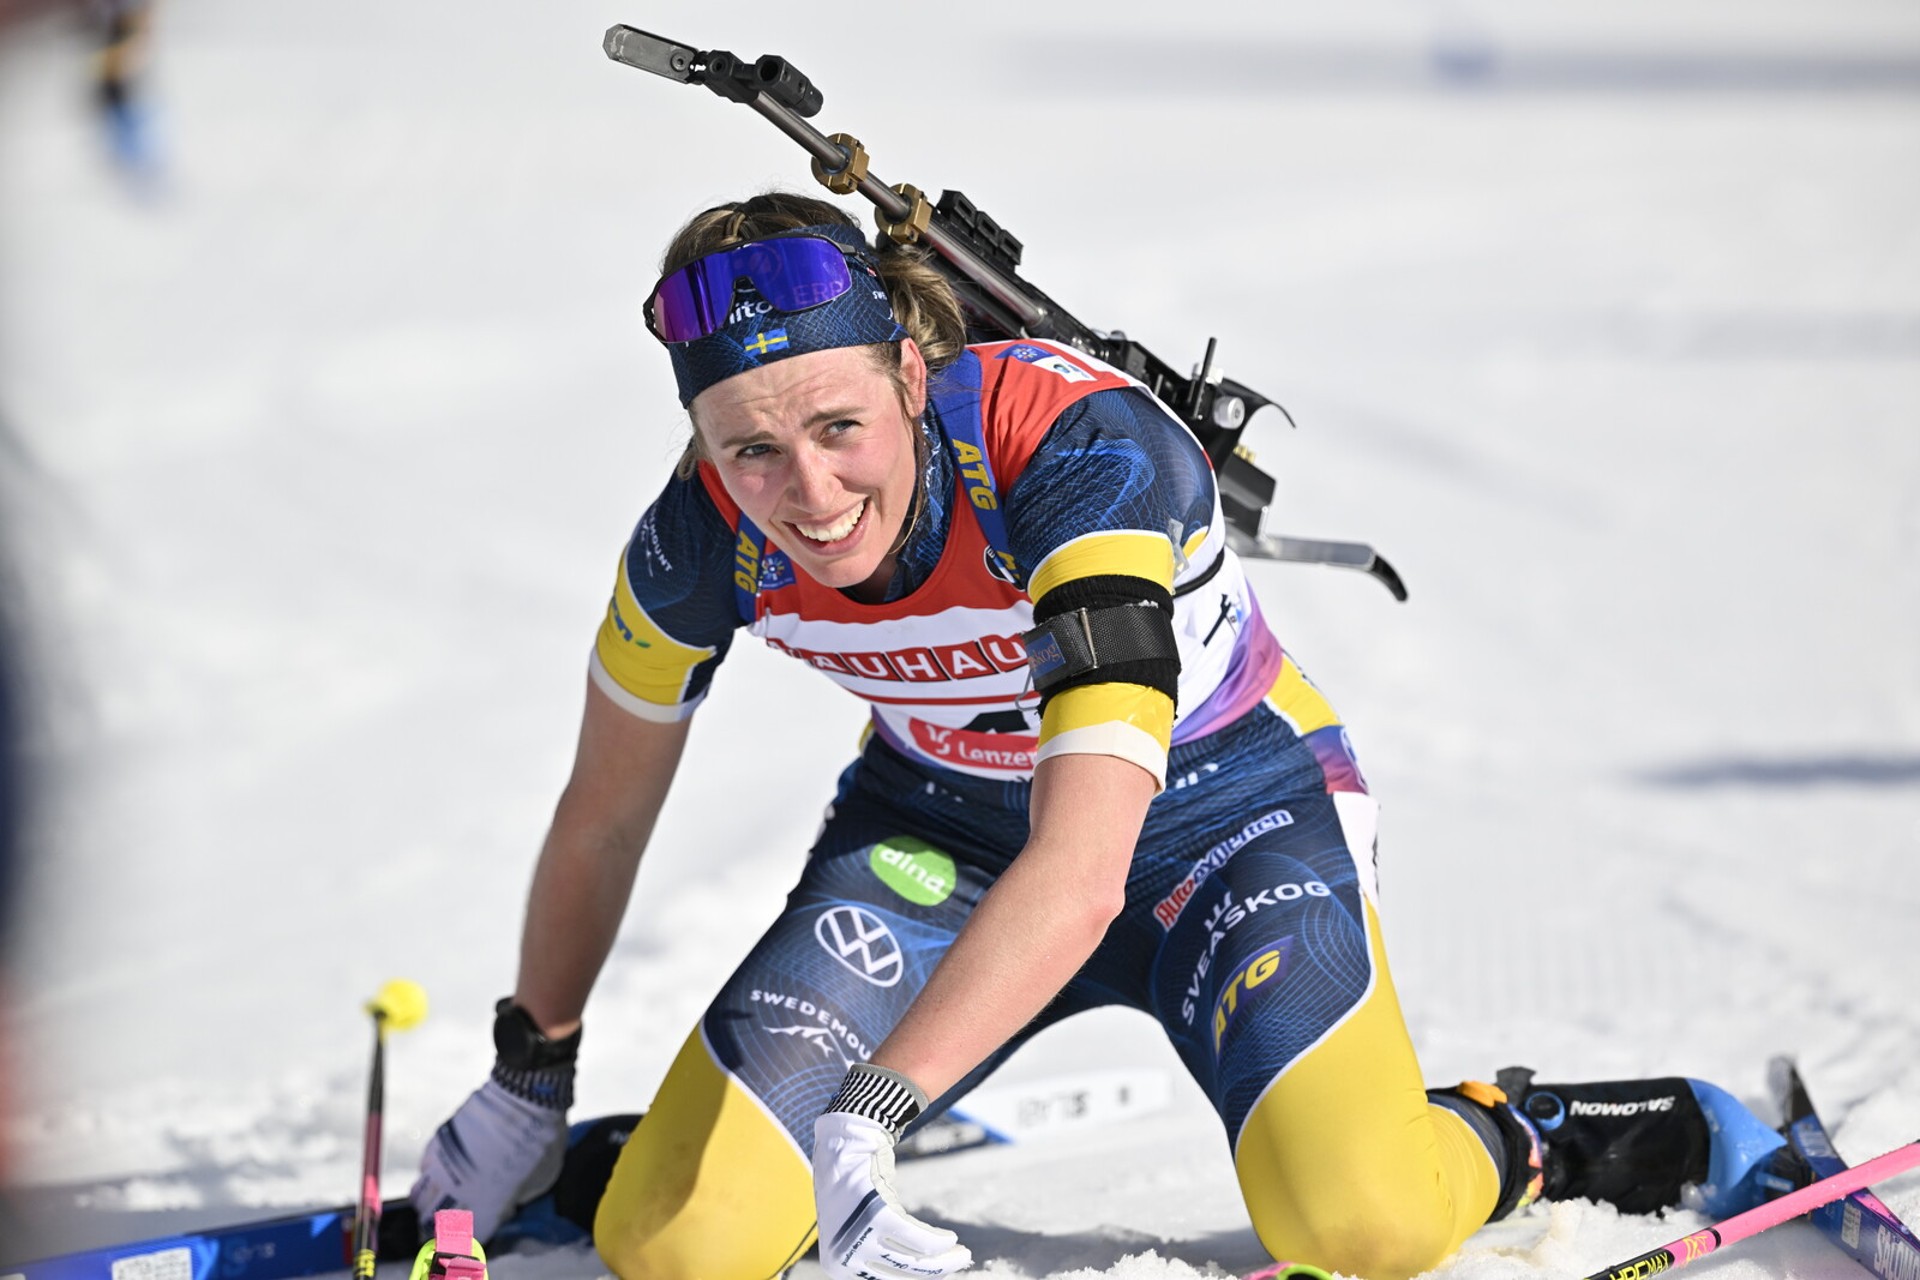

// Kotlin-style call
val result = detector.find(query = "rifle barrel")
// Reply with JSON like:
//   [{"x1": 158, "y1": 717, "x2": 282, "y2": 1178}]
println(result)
[{"x1": 745, "y1": 94, "x2": 1049, "y2": 331}]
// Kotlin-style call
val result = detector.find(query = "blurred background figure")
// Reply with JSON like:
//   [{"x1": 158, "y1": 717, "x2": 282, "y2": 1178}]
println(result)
[
  {"x1": 88, "y1": 0, "x2": 158, "y2": 178},
  {"x1": 0, "y1": 0, "x2": 161, "y2": 182}
]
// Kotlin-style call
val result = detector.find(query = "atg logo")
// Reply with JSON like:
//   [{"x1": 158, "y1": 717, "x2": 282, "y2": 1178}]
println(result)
[{"x1": 815, "y1": 905, "x2": 905, "y2": 987}]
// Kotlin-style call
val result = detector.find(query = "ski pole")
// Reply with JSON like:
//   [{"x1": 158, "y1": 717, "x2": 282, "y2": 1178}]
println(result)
[
  {"x1": 1583, "y1": 1135, "x2": 1920, "y2": 1280},
  {"x1": 351, "y1": 979, "x2": 429, "y2": 1278}
]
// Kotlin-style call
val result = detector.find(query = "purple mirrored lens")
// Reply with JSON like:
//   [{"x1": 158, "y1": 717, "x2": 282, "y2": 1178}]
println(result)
[{"x1": 647, "y1": 236, "x2": 855, "y2": 343}]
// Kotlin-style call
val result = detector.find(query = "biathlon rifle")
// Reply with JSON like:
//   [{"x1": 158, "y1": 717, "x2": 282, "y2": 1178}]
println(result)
[{"x1": 602, "y1": 26, "x2": 1406, "y2": 601}]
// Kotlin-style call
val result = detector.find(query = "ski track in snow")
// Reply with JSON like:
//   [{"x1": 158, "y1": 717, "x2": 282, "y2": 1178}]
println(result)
[{"x1": 2, "y1": 1, "x2": 1917, "y2": 1276}]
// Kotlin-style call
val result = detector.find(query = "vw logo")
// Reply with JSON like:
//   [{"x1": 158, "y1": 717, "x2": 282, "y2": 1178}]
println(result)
[{"x1": 815, "y1": 905, "x2": 905, "y2": 988}]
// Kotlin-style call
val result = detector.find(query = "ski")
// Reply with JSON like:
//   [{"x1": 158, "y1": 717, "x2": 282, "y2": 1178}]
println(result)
[
  {"x1": 0, "y1": 1115, "x2": 1026, "y2": 1279},
  {"x1": 1768, "y1": 1056, "x2": 1920, "y2": 1280},
  {"x1": 5, "y1": 1068, "x2": 1172, "y2": 1280},
  {"x1": 0, "y1": 1198, "x2": 421, "y2": 1280}
]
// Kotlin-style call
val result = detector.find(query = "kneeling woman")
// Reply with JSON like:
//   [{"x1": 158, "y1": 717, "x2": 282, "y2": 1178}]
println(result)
[{"x1": 411, "y1": 192, "x2": 1786, "y2": 1280}]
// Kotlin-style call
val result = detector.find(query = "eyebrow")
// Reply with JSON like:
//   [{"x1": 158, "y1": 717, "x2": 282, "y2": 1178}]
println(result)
[
  {"x1": 713, "y1": 404, "x2": 867, "y2": 451},
  {"x1": 714, "y1": 426, "x2": 775, "y2": 450}
]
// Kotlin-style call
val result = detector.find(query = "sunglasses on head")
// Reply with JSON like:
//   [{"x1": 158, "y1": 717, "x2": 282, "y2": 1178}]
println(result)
[{"x1": 646, "y1": 233, "x2": 860, "y2": 344}]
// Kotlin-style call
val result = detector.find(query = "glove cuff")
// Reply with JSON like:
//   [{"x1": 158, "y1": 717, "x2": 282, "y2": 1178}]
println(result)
[
  {"x1": 493, "y1": 998, "x2": 581, "y2": 1070},
  {"x1": 825, "y1": 1063, "x2": 927, "y2": 1139},
  {"x1": 490, "y1": 999, "x2": 579, "y2": 1111},
  {"x1": 489, "y1": 1059, "x2": 575, "y2": 1111}
]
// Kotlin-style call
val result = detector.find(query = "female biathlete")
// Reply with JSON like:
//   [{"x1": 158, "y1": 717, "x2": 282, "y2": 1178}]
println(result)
[{"x1": 411, "y1": 193, "x2": 1786, "y2": 1280}]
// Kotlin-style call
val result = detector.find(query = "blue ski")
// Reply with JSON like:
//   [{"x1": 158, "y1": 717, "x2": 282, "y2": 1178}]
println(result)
[
  {"x1": 1768, "y1": 1056, "x2": 1920, "y2": 1280},
  {"x1": 2, "y1": 1110, "x2": 993, "y2": 1280},
  {"x1": 1, "y1": 1200, "x2": 389, "y2": 1280},
  {"x1": 3, "y1": 1065, "x2": 1176, "y2": 1280}
]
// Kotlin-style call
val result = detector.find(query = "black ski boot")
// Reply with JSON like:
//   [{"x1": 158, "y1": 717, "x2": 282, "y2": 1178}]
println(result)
[{"x1": 1434, "y1": 1068, "x2": 1789, "y2": 1221}]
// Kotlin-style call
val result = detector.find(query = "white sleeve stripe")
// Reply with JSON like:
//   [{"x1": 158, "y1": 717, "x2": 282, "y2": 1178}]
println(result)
[
  {"x1": 1035, "y1": 721, "x2": 1168, "y2": 793},
  {"x1": 588, "y1": 650, "x2": 704, "y2": 723}
]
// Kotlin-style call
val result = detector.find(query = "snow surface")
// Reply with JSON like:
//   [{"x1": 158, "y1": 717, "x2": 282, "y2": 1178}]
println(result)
[{"x1": 2, "y1": 0, "x2": 1917, "y2": 1276}]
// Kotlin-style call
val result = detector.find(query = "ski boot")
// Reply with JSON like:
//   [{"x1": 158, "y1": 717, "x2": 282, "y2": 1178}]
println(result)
[
  {"x1": 1428, "y1": 1079, "x2": 1545, "y2": 1220},
  {"x1": 410, "y1": 1209, "x2": 489, "y2": 1280},
  {"x1": 1433, "y1": 1068, "x2": 1787, "y2": 1220}
]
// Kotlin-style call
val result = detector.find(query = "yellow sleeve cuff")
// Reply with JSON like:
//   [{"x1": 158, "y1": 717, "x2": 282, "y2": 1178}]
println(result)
[
  {"x1": 589, "y1": 649, "x2": 704, "y2": 723},
  {"x1": 1028, "y1": 530, "x2": 1176, "y2": 600}
]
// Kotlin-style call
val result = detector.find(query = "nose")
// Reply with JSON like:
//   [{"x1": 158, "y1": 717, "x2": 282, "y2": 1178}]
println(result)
[{"x1": 786, "y1": 440, "x2": 840, "y2": 511}]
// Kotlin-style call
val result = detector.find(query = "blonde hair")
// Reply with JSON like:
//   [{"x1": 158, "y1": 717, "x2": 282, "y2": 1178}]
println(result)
[{"x1": 665, "y1": 192, "x2": 965, "y2": 478}]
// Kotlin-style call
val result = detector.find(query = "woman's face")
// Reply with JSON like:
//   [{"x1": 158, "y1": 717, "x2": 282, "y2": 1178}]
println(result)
[{"x1": 692, "y1": 341, "x2": 928, "y2": 597}]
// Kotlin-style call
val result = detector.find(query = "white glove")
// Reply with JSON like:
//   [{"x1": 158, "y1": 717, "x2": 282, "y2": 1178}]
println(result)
[
  {"x1": 411, "y1": 1078, "x2": 567, "y2": 1243},
  {"x1": 813, "y1": 1065, "x2": 973, "y2": 1280}
]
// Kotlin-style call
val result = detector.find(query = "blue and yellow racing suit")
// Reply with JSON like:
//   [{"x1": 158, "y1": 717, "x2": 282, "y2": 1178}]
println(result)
[{"x1": 588, "y1": 341, "x2": 1499, "y2": 1280}]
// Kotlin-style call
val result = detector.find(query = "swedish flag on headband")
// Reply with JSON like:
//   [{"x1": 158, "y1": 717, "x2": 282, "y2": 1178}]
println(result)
[{"x1": 743, "y1": 328, "x2": 791, "y2": 358}]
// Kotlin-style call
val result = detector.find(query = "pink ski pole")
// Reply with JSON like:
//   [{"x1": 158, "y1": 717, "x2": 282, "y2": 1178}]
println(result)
[{"x1": 1583, "y1": 1135, "x2": 1920, "y2": 1280}]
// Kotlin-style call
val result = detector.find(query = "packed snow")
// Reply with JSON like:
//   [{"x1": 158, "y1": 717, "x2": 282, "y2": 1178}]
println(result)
[{"x1": 2, "y1": 1, "x2": 1916, "y2": 1277}]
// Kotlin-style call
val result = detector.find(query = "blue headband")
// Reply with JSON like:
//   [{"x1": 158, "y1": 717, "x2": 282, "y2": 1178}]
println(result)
[{"x1": 663, "y1": 223, "x2": 909, "y2": 407}]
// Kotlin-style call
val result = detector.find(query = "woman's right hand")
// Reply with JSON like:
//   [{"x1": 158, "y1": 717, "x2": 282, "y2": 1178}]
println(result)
[
  {"x1": 410, "y1": 1074, "x2": 570, "y2": 1243},
  {"x1": 411, "y1": 1000, "x2": 581, "y2": 1242}
]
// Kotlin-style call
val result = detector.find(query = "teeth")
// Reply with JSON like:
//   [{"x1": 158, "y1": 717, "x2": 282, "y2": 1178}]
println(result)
[{"x1": 796, "y1": 499, "x2": 865, "y2": 544}]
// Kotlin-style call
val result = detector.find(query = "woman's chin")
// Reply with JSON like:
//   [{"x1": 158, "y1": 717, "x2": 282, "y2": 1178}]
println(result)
[
  {"x1": 780, "y1": 507, "x2": 897, "y2": 591},
  {"x1": 793, "y1": 548, "x2": 886, "y2": 591}
]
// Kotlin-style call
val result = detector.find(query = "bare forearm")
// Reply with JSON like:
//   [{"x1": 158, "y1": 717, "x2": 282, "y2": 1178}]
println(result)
[
  {"x1": 514, "y1": 819, "x2": 646, "y2": 1036},
  {"x1": 870, "y1": 752, "x2": 1153, "y2": 1100},
  {"x1": 871, "y1": 851, "x2": 1119, "y2": 1099},
  {"x1": 513, "y1": 681, "x2": 690, "y2": 1037}
]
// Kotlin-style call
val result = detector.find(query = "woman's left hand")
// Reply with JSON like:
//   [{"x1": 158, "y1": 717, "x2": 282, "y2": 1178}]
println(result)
[{"x1": 813, "y1": 1067, "x2": 973, "y2": 1279}]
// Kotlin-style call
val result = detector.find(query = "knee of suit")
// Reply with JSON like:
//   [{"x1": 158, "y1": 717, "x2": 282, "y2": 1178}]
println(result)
[
  {"x1": 1264, "y1": 1223, "x2": 1453, "y2": 1280},
  {"x1": 1230, "y1": 902, "x2": 1499, "y2": 1279},
  {"x1": 1237, "y1": 1102, "x2": 1463, "y2": 1280},
  {"x1": 594, "y1": 1028, "x2": 817, "y2": 1280}
]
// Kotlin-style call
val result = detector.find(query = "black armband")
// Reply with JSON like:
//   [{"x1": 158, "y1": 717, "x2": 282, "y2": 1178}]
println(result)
[{"x1": 1023, "y1": 574, "x2": 1179, "y2": 708}]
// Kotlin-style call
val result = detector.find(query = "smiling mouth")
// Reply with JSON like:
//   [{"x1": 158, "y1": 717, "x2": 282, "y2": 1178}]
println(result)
[{"x1": 791, "y1": 498, "x2": 868, "y2": 546}]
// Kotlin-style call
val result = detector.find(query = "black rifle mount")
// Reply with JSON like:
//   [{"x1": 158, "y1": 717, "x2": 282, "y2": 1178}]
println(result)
[{"x1": 602, "y1": 25, "x2": 1405, "y2": 601}]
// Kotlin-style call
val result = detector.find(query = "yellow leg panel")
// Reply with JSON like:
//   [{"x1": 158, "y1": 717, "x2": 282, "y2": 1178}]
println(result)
[
  {"x1": 595, "y1": 1028, "x2": 817, "y2": 1280},
  {"x1": 1232, "y1": 904, "x2": 1500, "y2": 1280}
]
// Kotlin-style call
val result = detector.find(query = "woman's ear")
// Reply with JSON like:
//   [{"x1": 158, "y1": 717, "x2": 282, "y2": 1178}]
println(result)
[{"x1": 900, "y1": 339, "x2": 929, "y2": 419}]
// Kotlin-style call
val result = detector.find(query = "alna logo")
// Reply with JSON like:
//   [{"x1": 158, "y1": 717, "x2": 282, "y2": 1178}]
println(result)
[
  {"x1": 870, "y1": 838, "x2": 957, "y2": 907},
  {"x1": 815, "y1": 905, "x2": 905, "y2": 987}
]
